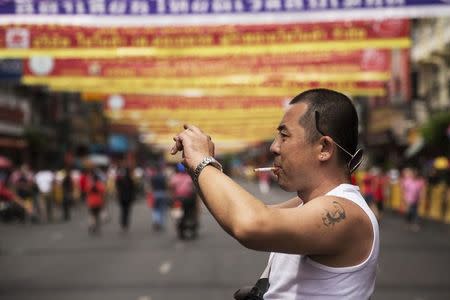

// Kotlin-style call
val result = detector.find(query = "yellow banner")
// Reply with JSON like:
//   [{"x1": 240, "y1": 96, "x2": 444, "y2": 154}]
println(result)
[
  {"x1": 23, "y1": 72, "x2": 391, "y2": 87},
  {"x1": 0, "y1": 39, "x2": 410, "y2": 58},
  {"x1": 106, "y1": 108, "x2": 284, "y2": 119},
  {"x1": 106, "y1": 108, "x2": 283, "y2": 142},
  {"x1": 56, "y1": 85, "x2": 387, "y2": 97}
]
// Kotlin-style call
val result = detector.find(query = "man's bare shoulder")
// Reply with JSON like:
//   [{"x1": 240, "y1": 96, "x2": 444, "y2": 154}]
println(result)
[
  {"x1": 299, "y1": 195, "x2": 374, "y2": 265},
  {"x1": 301, "y1": 195, "x2": 371, "y2": 234},
  {"x1": 249, "y1": 195, "x2": 371, "y2": 255}
]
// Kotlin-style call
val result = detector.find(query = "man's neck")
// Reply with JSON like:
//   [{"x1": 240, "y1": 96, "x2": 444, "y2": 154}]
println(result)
[{"x1": 297, "y1": 174, "x2": 351, "y2": 203}]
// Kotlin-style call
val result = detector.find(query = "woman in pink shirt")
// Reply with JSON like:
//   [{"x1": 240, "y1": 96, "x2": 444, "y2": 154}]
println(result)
[
  {"x1": 401, "y1": 168, "x2": 425, "y2": 231},
  {"x1": 169, "y1": 163, "x2": 197, "y2": 240}
]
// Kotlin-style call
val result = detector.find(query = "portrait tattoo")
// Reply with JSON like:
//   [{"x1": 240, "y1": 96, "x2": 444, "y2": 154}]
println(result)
[{"x1": 322, "y1": 201, "x2": 346, "y2": 227}]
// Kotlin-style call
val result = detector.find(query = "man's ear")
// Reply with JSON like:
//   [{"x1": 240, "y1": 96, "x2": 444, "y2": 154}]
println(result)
[{"x1": 318, "y1": 136, "x2": 334, "y2": 161}]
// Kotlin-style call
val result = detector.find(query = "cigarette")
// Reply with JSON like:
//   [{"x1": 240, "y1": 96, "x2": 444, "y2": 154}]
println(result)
[{"x1": 254, "y1": 167, "x2": 276, "y2": 172}]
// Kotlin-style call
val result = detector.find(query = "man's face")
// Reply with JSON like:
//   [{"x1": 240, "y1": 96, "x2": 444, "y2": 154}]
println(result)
[{"x1": 270, "y1": 103, "x2": 316, "y2": 192}]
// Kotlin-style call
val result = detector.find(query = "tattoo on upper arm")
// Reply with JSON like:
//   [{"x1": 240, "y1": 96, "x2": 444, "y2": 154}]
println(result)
[{"x1": 322, "y1": 201, "x2": 346, "y2": 227}]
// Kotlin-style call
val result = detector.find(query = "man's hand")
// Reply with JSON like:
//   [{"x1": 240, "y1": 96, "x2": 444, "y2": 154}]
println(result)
[{"x1": 170, "y1": 124, "x2": 215, "y2": 170}]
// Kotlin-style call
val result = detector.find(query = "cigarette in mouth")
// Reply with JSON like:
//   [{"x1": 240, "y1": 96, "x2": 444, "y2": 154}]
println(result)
[{"x1": 254, "y1": 167, "x2": 277, "y2": 172}]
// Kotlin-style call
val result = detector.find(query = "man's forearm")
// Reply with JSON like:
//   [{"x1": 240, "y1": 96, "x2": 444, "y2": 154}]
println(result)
[{"x1": 196, "y1": 165, "x2": 268, "y2": 238}]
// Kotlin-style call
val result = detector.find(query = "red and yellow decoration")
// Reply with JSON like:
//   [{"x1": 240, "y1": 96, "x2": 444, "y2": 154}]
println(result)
[{"x1": 0, "y1": 19, "x2": 411, "y2": 152}]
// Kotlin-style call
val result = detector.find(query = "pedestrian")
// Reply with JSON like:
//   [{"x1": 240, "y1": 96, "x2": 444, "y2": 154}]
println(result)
[
  {"x1": 362, "y1": 169, "x2": 374, "y2": 205},
  {"x1": 171, "y1": 88, "x2": 379, "y2": 299},
  {"x1": 149, "y1": 163, "x2": 170, "y2": 231},
  {"x1": 35, "y1": 169, "x2": 55, "y2": 223},
  {"x1": 86, "y1": 173, "x2": 105, "y2": 234},
  {"x1": 79, "y1": 168, "x2": 90, "y2": 203},
  {"x1": 1, "y1": 171, "x2": 32, "y2": 222},
  {"x1": 11, "y1": 164, "x2": 35, "y2": 221},
  {"x1": 115, "y1": 166, "x2": 136, "y2": 232},
  {"x1": 372, "y1": 167, "x2": 386, "y2": 222},
  {"x1": 169, "y1": 163, "x2": 198, "y2": 240},
  {"x1": 257, "y1": 170, "x2": 271, "y2": 194},
  {"x1": 61, "y1": 169, "x2": 74, "y2": 221},
  {"x1": 401, "y1": 167, "x2": 425, "y2": 232}
]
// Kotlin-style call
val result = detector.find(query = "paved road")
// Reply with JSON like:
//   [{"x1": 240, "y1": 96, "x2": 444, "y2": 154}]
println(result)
[{"x1": 1, "y1": 179, "x2": 449, "y2": 300}]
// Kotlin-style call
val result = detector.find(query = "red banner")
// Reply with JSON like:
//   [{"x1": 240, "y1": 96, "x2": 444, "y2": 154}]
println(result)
[
  {"x1": 1, "y1": 20, "x2": 409, "y2": 49},
  {"x1": 104, "y1": 95, "x2": 284, "y2": 110},
  {"x1": 100, "y1": 81, "x2": 387, "y2": 110},
  {"x1": 23, "y1": 49, "x2": 391, "y2": 77}
]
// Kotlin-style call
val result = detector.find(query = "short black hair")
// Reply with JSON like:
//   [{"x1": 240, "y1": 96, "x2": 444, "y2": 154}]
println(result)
[{"x1": 289, "y1": 88, "x2": 359, "y2": 166}]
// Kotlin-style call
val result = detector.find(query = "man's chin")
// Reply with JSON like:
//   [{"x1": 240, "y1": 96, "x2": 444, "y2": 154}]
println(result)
[
  {"x1": 281, "y1": 186, "x2": 297, "y2": 192},
  {"x1": 277, "y1": 181, "x2": 296, "y2": 192}
]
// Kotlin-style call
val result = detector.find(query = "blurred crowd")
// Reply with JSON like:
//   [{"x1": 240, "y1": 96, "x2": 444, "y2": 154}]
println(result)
[
  {"x1": 0, "y1": 160, "x2": 199, "y2": 240},
  {"x1": 350, "y1": 165, "x2": 449, "y2": 231},
  {"x1": 1, "y1": 155, "x2": 449, "y2": 236}
]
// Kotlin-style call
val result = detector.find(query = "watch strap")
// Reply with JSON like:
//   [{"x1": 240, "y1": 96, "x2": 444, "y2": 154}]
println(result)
[{"x1": 192, "y1": 156, "x2": 222, "y2": 184}]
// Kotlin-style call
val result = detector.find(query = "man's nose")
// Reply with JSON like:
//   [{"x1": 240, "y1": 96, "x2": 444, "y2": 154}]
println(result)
[{"x1": 270, "y1": 139, "x2": 279, "y2": 155}]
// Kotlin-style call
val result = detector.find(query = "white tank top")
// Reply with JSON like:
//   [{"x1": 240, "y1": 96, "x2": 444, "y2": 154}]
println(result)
[{"x1": 264, "y1": 184, "x2": 379, "y2": 300}]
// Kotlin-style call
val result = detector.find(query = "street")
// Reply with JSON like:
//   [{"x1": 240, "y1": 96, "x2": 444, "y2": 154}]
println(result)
[{"x1": 1, "y1": 179, "x2": 449, "y2": 300}]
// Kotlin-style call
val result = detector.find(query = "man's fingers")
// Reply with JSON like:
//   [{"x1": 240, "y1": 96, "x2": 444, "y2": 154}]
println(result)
[
  {"x1": 183, "y1": 124, "x2": 202, "y2": 134},
  {"x1": 170, "y1": 144, "x2": 177, "y2": 155},
  {"x1": 172, "y1": 125, "x2": 215, "y2": 158},
  {"x1": 170, "y1": 136, "x2": 183, "y2": 155},
  {"x1": 184, "y1": 125, "x2": 213, "y2": 146},
  {"x1": 170, "y1": 137, "x2": 178, "y2": 154}
]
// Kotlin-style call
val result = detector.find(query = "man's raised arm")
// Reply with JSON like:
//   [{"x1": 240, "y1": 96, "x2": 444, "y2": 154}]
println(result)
[{"x1": 269, "y1": 196, "x2": 302, "y2": 209}]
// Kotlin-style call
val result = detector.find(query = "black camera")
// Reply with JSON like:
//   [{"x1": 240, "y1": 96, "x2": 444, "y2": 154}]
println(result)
[{"x1": 233, "y1": 278, "x2": 269, "y2": 300}]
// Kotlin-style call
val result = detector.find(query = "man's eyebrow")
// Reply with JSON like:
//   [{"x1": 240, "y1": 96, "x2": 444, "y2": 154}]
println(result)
[{"x1": 277, "y1": 124, "x2": 288, "y2": 132}]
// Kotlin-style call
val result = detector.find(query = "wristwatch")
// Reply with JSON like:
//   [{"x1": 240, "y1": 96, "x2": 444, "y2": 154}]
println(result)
[{"x1": 192, "y1": 156, "x2": 223, "y2": 184}]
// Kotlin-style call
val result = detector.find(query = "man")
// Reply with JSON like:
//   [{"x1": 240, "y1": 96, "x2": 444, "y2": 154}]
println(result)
[
  {"x1": 35, "y1": 169, "x2": 54, "y2": 223},
  {"x1": 115, "y1": 166, "x2": 136, "y2": 232},
  {"x1": 171, "y1": 88, "x2": 379, "y2": 299},
  {"x1": 1, "y1": 172, "x2": 32, "y2": 221},
  {"x1": 149, "y1": 162, "x2": 170, "y2": 231}
]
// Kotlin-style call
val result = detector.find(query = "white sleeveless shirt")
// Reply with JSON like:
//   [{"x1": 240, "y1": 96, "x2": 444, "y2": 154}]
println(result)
[{"x1": 264, "y1": 184, "x2": 379, "y2": 300}]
